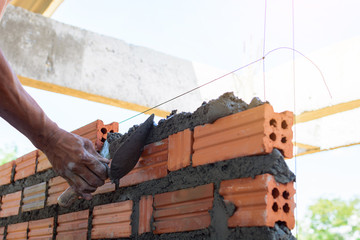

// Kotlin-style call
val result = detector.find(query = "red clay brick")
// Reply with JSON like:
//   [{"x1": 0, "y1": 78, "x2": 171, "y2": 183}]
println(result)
[
  {"x1": 219, "y1": 174, "x2": 296, "y2": 229},
  {"x1": 57, "y1": 210, "x2": 89, "y2": 240},
  {"x1": 139, "y1": 195, "x2": 153, "y2": 235},
  {"x1": 0, "y1": 191, "x2": 21, "y2": 217},
  {"x1": 168, "y1": 129, "x2": 193, "y2": 171},
  {"x1": 6, "y1": 222, "x2": 28, "y2": 239},
  {"x1": 91, "y1": 200, "x2": 133, "y2": 239},
  {"x1": 28, "y1": 217, "x2": 54, "y2": 239},
  {"x1": 153, "y1": 184, "x2": 214, "y2": 234},
  {"x1": 14, "y1": 150, "x2": 37, "y2": 181},
  {"x1": 36, "y1": 151, "x2": 52, "y2": 172},
  {"x1": 119, "y1": 139, "x2": 168, "y2": 187},
  {"x1": 0, "y1": 160, "x2": 14, "y2": 186},
  {"x1": 22, "y1": 182, "x2": 46, "y2": 212},
  {"x1": 192, "y1": 104, "x2": 293, "y2": 166},
  {"x1": 72, "y1": 120, "x2": 119, "y2": 151},
  {"x1": 47, "y1": 177, "x2": 70, "y2": 206},
  {"x1": 92, "y1": 179, "x2": 115, "y2": 195},
  {"x1": 0, "y1": 226, "x2": 4, "y2": 239}
]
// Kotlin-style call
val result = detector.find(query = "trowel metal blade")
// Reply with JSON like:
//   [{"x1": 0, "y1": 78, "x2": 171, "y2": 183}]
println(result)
[{"x1": 110, "y1": 114, "x2": 154, "y2": 184}]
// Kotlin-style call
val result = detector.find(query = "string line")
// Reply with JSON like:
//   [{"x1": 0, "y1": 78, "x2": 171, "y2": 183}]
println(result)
[
  {"x1": 119, "y1": 46, "x2": 331, "y2": 124},
  {"x1": 291, "y1": 0, "x2": 298, "y2": 237},
  {"x1": 263, "y1": 0, "x2": 268, "y2": 100}
]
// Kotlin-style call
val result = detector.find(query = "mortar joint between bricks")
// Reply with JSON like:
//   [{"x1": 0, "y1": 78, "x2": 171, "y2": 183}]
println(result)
[
  {"x1": 53, "y1": 205, "x2": 59, "y2": 240},
  {"x1": 19, "y1": 187, "x2": 25, "y2": 214},
  {"x1": 131, "y1": 197, "x2": 140, "y2": 238},
  {"x1": 3, "y1": 225, "x2": 7, "y2": 240},
  {"x1": 34, "y1": 152, "x2": 38, "y2": 174},
  {"x1": 44, "y1": 180, "x2": 49, "y2": 208},
  {"x1": 26, "y1": 221, "x2": 29, "y2": 239},
  {"x1": 10, "y1": 163, "x2": 16, "y2": 184},
  {"x1": 209, "y1": 180, "x2": 232, "y2": 240},
  {"x1": 87, "y1": 206, "x2": 93, "y2": 240}
]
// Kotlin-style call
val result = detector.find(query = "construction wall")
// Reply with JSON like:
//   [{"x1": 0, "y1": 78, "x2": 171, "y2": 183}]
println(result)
[{"x1": 0, "y1": 103, "x2": 296, "y2": 239}]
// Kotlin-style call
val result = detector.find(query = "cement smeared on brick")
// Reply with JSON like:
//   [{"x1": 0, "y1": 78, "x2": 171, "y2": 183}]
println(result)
[
  {"x1": 107, "y1": 92, "x2": 265, "y2": 147},
  {"x1": 147, "y1": 92, "x2": 265, "y2": 144}
]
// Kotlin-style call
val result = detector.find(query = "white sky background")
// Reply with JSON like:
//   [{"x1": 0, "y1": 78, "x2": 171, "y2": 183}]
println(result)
[{"x1": 1, "y1": 0, "x2": 360, "y2": 229}]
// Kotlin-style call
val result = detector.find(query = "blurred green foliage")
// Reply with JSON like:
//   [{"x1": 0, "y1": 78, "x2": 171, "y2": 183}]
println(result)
[
  {"x1": 0, "y1": 145, "x2": 18, "y2": 165},
  {"x1": 299, "y1": 198, "x2": 360, "y2": 240}
]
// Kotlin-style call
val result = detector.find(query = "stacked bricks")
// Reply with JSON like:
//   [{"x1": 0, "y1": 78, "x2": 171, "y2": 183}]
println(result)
[
  {"x1": 220, "y1": 174, "x2": 296, "y2": 229},
  {"x1": 57, "y1": 210, "x2": 89, "y2": 239},
  {"x1": 0, "y1": 103, "x2": 296, "y2": 239},
  {"x1": 0, "y1": 192, "x2": 21, "y2": 218},
  {"x1": 152, "y1": 184, "x2": 214, "y2": 234},
  {"x1": 14, "y1": 151, "x2": 37, "y2": 181}
]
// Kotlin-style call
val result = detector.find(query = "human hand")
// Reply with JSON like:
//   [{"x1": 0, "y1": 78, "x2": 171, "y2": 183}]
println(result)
[{"x1": 42, "y1": 128, "x2": 109, "y2": 200}]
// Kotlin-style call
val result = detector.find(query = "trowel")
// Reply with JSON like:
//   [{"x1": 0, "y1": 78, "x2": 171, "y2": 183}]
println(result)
[{"x1": 57, "y1": 114, "x2": 154, "y2": 208}]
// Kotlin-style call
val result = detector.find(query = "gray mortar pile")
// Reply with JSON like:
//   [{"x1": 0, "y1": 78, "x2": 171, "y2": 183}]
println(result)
[{"x1": 0, "y1": 92, "x2": 296, "y2": 240}]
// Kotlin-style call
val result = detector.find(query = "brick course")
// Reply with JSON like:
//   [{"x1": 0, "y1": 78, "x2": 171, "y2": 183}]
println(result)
[{"x1": 0, "y1": 105, "x2": 296, "y2": 239}]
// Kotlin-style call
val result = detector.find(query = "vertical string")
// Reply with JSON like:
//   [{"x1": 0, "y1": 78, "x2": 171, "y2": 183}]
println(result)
[
  {"x1": 263, "y1": 0, "x2": 268, "y2": 101},
  {"x1": 291, "y1": 0, "x2": 298, "y2": 238}
]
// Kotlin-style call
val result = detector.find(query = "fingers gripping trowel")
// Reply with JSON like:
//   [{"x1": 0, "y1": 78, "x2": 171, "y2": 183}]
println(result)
[{"x1": 57, "y1": 114, "x2": 154, "y2": 208}]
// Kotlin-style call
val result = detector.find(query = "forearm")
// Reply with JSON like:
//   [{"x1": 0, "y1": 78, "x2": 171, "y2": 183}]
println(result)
[
  {"x1": 0, "y1": 48, "x2": 109, "y2": 200},
  {"x1": 0, "y1": 49, "x2": 60, "y2": 150}
]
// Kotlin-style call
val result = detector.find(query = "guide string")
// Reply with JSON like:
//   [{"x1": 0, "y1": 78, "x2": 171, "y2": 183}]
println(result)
[
  {"x1": 291, "y1": 0, "x2": 299, "y2": 237},
  {"x1": 118, "y1": 46, "x2": 331, "y2": 124},
  {"x1": 263, "y1": 0, "x2": 268, "y2": 101}
]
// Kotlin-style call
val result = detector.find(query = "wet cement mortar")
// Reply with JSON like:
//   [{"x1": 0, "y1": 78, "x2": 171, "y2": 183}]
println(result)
[
  {"x1": 0, "y1": 92, "x2": 296, "y2": 239},
  {"x1": 107, "y1": 92, "x2": 266, "y2": 156}
]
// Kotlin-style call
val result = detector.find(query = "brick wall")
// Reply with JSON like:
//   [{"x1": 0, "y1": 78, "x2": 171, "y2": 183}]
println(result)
[{"x1": 0, "y1": 104, "x2": 296, "y2": 239}]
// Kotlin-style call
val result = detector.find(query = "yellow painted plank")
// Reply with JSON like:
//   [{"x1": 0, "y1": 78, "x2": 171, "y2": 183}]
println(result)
[
  {"x1": 10, "y1": 0, "x2": 63, "y2": 17},
  {"x1": 295, "y1": 99, "x2": 360, "y2": 124},
  {"x1": 295, "y1": 142, "x2": 360, "y2": 157},
  {"x1": 18, "y1": 75, "x2": 170, "y2": 118},
  {"x1": 294, "y1": 142, "x2": 320, "y2": 151}
]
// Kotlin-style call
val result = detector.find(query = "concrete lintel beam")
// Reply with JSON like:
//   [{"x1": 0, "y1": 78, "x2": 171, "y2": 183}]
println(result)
[{"x1": 0, "y1": 5, "x2": 203, "y2": 113}]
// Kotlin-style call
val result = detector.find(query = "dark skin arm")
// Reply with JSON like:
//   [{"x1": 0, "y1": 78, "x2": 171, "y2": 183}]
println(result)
[{"x1": 0, "y1": 48, "x2": 109, "y2": 200}]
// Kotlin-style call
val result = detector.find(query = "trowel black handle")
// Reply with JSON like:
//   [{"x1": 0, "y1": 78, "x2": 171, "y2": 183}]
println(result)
[
  {"x1": 57, "y1": 186, "x2": 79, "y2": 208},
  {"x1": 58, "y1": 163, "x2": 110, "y2": 208}
]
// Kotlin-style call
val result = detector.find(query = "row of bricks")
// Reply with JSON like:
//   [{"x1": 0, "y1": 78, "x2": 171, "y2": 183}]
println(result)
[
  {"x1": 0, "y1": 175, "x2": 117, "y2": 218},
  {"x1": 0, "y1": 104, "x2": 293, "y2": 192},
  {"x1": 0, "y1": 120, "x2": 119, "y2": 186},
  {"x1": 0, "y1": 174, "x2": 295, "y2": 239}
]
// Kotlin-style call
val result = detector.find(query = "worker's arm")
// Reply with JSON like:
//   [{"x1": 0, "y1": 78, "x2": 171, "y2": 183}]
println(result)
[{"x1": 0, "y1": 48, "x2": 109, "y2": 200}]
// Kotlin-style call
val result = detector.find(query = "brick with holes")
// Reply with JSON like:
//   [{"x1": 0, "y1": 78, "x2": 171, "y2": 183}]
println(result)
[
  {"x1": 72, "y1": 120, "x2": 119, "y2": 151},
  {"x1": 219, "y1": 173, "x2": 295, "y2": 229},
  {"x1": 192, "y1": 104, "x2": 293, "y2": 166}
]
